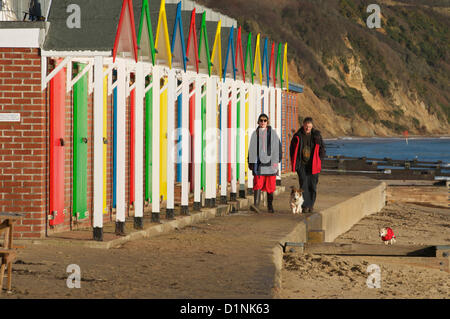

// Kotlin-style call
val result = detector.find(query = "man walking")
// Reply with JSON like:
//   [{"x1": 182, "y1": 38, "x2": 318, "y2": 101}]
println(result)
[
  {"x1": 289, "y1": 117, "x2": 325, "y2": 213},
  {"x1": 248, "y1": 114, "x2": 282, "y2": 213}
]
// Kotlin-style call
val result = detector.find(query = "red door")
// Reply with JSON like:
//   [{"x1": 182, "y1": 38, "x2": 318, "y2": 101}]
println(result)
[
  {"x1": 227, "y1": 100, "x2": 231, "y2": 182},
  {"x1": 189, "y1": 87, "x2": 195, "y2": 192},
  {"x1": 129, "y1": 88, "x2": 135, "y2": 206},
  {"x1": 49, "y1": 60, "x2": 66, "y2": 226}
]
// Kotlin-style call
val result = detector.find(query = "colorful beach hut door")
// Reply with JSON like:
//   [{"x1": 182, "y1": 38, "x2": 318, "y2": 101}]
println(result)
[
  {"x1": 113, "y1": 85, "x2": 117, "y2": 208},
  {"x1": 136, "y1": 0, "x2": 156, "y2": 204},
  {"x1": 145, "y1": 87, "x2": 152, "y2": 203},
  {"x1": 49, "y1": 59, "x2": 66, "y2": 226},
  {"x1": 73, "y1": 63, "x2": 89, "y2": 220},
  {"x1": 129, "y1": 88, "x2": 136, "y2": 207},
  {"x1": 223, "y1": 27, "x2": 236, "y2": 185}
]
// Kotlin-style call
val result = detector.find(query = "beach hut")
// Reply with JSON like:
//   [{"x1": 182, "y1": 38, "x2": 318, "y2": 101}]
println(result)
[
  {"x1": 112, "y1": 0, "x2": 140, "y2": 235},
  {"x1": 157, "y1": 1, "x2": 185, "y2": 219},
  {"x1": 191, "y1": 10, "x2": 206, "y2": 211},
  {"x1": 242, "y1": 31, "x2": 255, "y2": 194},
  {"x1": 269, "y1": 41, "x2": 282, "y2": 184},
  {"x1": 175, "y1": 8, "x2": 196, "y2": 186},
  {"x1": 38, "y1": 0, "x2": 143, "y2": 239},
  {"x1": 196, "y1": 11, "x2": 219, "y2": 208},
  {"x1": 205, "y1": 19, "x2": 229, "y2": 203},
  {"x1": 235, "y1": 27, "x2": 247, "y2": 199},
  {"x1": 173, "y1": 8, "x2": 202, "y2": 214},
  {"x1": 136, "y1": 0, "x2": 156, "y2": 208},
  {"x1": 0, "y1": 0, "x2": 294, "y2": 241},
  {"x1": 221, "y1": 26, "x2": 237, "y2": 200},
  {"x1": 153, "y1": 0, "x2": 176, "y2": 221},
  {"x1": 169, "y1": 6, "x2": 196, "y2": 211}
]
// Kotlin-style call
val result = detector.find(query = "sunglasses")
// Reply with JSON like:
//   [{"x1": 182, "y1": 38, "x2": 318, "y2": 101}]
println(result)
[{"x1": 259, "y1": 119, "x2": 268, "y2": 122}]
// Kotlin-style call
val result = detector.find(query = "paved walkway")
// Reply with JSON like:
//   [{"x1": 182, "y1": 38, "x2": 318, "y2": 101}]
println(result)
[{"x1": 5, "y1": 174, "x2": 382, "y2": 298}]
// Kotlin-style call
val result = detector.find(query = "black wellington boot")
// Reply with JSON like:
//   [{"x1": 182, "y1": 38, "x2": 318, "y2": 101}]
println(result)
[
  {"x1": 250, "y1": 189, "x2": 262, "y2": 214},
  {"x1": 267, "y1": 193, "x2": 275, "y2": 213}
]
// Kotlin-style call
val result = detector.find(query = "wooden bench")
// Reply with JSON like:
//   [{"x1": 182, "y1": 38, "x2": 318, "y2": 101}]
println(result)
[
  {"x1": 0, "y1": 249, "x2": 17, "y2": 292},
  {"x1": 0, "y1": 213, "x2": 24, "y2": 292}
]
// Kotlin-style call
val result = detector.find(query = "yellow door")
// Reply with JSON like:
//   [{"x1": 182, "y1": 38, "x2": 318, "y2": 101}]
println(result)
[{"x1": 160, "y1": 77, "x2": 168, "y2": 199}]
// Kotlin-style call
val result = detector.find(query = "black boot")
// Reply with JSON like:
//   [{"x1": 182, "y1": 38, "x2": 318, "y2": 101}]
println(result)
[
  {"x1": 267, "y1": 193, "x2": 275, "y2": 213},
  {"x1": 250, "y1": 189, "x2": 262, "y2": 214}
]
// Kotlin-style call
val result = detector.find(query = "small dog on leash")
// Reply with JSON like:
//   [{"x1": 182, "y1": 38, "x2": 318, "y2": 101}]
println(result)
[
  {"x1": 379, "y1": 227, "x2": 397, "y2": 245},
  {"x1": 290, "y1": 187, "x2": 304, "y2": 214}
]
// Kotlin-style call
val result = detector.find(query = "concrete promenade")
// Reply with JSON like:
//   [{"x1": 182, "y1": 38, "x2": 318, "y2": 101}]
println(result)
[{"x1": 6, "y1": 174, "x2": 386, "y2": 298}]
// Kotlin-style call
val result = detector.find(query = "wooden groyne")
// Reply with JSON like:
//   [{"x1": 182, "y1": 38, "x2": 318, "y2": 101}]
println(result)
[{"x1": 322, "y1": 156, "x2": 450, "y2": 180}]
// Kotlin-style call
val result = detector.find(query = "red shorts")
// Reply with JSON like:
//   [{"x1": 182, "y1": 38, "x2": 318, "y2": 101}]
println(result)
[{"x1": 253, "y1": 175, "x2": 276, "y2": 193}]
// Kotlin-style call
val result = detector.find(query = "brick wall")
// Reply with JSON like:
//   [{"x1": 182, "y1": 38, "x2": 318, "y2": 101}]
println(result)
[
  {"x1": 0, "y1": 48, "x2": 47, "y2": 239},
  {"x1": 281, "y1": 91, "x2": 299, "y2": 173}
]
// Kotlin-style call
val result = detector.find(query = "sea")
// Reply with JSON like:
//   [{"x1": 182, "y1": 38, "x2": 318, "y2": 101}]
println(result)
[{"x1": 324, "y1": 137, "x2": 450, "y2": 172}]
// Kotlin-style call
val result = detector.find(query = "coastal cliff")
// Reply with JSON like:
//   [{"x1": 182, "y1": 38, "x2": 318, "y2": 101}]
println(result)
[{"x1": 196, "y1": 0, "x2": 450, "y2": 138}]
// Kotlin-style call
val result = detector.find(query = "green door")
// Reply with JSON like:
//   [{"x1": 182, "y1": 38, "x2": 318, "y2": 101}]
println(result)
[
  {"x1": 73, "y1": 63, "x2": 88, "y2": 220},
  {"x1": 145, "y1": 87, "x2": 153, "y2": 204},
  {"x1": 201, "y1": 87, "x2": 206, "y2": 190}
]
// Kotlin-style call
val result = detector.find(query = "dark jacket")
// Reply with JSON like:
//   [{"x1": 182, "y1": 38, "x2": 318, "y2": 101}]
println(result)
[
  {"x1": 289, "y1": 127, "x2": 326, "y2": 174},
  {"x1": 248, "y1": 126, "x2": 282, "y2": 176}
]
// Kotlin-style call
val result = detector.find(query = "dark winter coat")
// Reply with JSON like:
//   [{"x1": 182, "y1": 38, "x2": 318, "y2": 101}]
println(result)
[{"x1": 289, "y1": 127, "x2": 326, "y2": 174}]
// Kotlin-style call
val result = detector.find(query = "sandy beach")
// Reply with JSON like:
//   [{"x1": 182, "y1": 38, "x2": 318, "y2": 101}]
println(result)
[
  {"x1": 281, "y1": 201, "x2": 450, "y2": 299},
  {"x1": 1, "y1": 177, "x2": 448, "y2": 299}
]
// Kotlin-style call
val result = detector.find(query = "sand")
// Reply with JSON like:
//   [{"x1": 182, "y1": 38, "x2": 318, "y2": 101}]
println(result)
[
  {"x1": 2, "y1": 179, "x2": 448, "y2": 299},
  {"x1": 280, "y1": 201, "x2": 450, "y2": 299}
]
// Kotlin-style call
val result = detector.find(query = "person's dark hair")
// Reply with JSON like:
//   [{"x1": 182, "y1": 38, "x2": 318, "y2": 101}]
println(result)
[
  {"x1": 258, "y1": 113, "x2": 269, "y2": 122},
  {"x1": 303, "y1": 117, "x2": 313, "y2": 124}
]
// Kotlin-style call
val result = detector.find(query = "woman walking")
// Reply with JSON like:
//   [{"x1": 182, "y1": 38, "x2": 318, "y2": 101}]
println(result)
[{"x1": 248, "y1": 114, "x2": 282, "y2": 213}]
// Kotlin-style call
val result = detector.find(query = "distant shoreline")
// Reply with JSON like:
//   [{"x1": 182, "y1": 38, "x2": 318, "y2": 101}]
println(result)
[
  {"x1": 322, "y1": 135, "x2": 450, "y2": 165},
  {"x1": 324, "y1": 135, "x2": 450, "y2": 141}
]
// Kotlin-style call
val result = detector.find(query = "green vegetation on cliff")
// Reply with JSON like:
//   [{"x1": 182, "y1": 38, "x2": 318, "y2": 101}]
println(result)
[{"x1": 197, "y1": 0, "x2": 449, "y2": 134}]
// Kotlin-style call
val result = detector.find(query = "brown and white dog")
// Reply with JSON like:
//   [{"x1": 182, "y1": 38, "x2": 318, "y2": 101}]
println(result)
[
  {"x1": 379, "y1": 227, "x2": 397, "y2": 245},
  {"x1": 290, "y1": 187, "x2": 304, "y2": 214}
]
